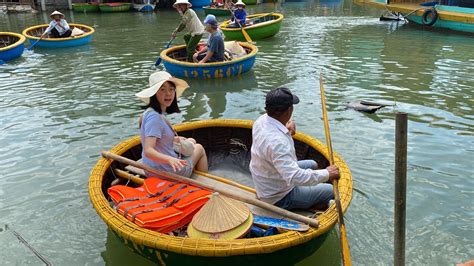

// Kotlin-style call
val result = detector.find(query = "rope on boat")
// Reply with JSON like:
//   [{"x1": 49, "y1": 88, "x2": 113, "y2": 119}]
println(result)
[
  {"x1": 382, "y1": 4, "x2": 425, "y2": 23},
  {"x1": 5, "y1": 225, "x2": 51, "y2": 266}
]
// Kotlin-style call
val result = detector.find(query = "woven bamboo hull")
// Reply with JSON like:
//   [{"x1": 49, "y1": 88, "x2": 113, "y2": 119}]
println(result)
[
  {"x1": 0, "y1": 32, "x2": 25, "y2": 62},
  {"x1": 22, "y1": 24, "x2": 95, "y2": 48},
  {"x1": 89, "y1": 119, "x2": 353, "y2": 263},
  {"x1": 220, "y1": 13, "x2": 284, "y2": 41},
  {"x1": 99, "y1": 3, "x2": 132, "y2": 12},
  {"x1": 160, "y1": 42, "x2": 258, "y2": 79},
  {"x1": 203, "y1": 6, "x2": 232, "y2": 16},
  {"x1": 72, "y1": 2, "x2": 100, "y2": 12}
]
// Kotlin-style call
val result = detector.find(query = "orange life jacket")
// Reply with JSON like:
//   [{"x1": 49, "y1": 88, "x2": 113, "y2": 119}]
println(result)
[{"x1": 108, "y1": 176, "x2": 211, "y2": 233}]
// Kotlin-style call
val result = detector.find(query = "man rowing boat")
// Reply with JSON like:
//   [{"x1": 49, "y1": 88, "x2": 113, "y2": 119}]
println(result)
[{"x1": 250, "y1": 87, "x2": 340, "y2": 210}]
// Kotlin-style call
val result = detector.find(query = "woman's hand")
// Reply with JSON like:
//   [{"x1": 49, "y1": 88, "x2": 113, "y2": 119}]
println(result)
[{"x1": 168, "y1": 157, "x2": 188, "y2": 172}]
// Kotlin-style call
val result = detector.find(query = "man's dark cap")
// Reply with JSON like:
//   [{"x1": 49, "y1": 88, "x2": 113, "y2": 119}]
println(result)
[{"x1": 265, "y1": 87, "x2": 300, "y2": 108}]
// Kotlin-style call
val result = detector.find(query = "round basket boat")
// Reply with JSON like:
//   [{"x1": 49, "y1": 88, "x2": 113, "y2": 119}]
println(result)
[
  {"x1": 22, "y1": 24, "x2": 94, "y2": 48},
  {"x1": 99, "y1": 2, "x2": 132, "y2": 12},
  {"x1": 220, "y1": 13, "x2": 284, "y2": 41},
  {"x1": 203, "y1": 6, "x2": 232, "y2": 16},
  {"x1": 0, "y1": 32, "x2": 26, "y2": 62},
  {"x1": 89, "y1": 119, "x2": 353, "y2": 265},
  {"x1": 189, "y1": 0, "x2": 211, "y2": 8},
  {"x1": 72, "y1": 2, "x2": 100, "y2": 12},
  {"x1": 160, "y1": 42, "x2": 257, "y2": 79}
]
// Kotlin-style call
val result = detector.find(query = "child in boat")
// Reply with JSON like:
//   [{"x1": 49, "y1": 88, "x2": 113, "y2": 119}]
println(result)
[
  {"x1": 172, "y1": 0, "x2": 205, "y2": 62},
  {"x1": 229, "y1": 1, "x2": 247, "y2": 28},
  {"x1": 193, "y1": 15, "x2": 225, "y2": 63},
  {"x1": 136, "y1": 71, "x2": 208, "y2": 177},
  {"x1": 42, "y1": 11, "x2": 72, "y2": 38}
]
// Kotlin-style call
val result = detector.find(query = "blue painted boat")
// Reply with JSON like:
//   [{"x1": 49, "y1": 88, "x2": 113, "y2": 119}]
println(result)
[
  {"x1": 190, "y1": 0, "x2": 211, "y2": 8},
  {"x1": 0, "y1": 32, "x2": 25, "y2": 62},
  {"x1": 363, "y1": 0, "x2": 474, "y2": 33},
  {"x1": 160, "y1": 42, "x2": 257, "y2": 79},
  {"x1": 22, "y1": 24, "x2": 95, "y2": 49}
]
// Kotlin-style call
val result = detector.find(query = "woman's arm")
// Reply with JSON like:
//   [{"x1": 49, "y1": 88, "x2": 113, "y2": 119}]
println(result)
[{"x1": 143, "y1": 136, "x2": 187, "y2": 172}]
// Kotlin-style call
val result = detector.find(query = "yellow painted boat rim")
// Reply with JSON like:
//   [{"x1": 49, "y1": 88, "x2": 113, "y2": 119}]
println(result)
[
  {"x1": 0, "y1": 32, "x2": 26, "y2": 52},
  {"x1": 21, "y1": 24, "x2": 95, "y2": 41},
  {"x1": 220, "y1": 13, "x2": 284, "y2": 31},
  {"x1": 159, "y1": 42, "x2": 258, "y2": 67},
  {"x1": 88, "y1": 119, "x2": 353, "y2": 256}
]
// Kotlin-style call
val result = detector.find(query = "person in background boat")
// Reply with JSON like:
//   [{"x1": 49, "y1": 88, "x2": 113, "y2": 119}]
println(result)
[
  {"x1": 171, "y1": 0, "x2": 205, "y2": 62},
  {"x1": 224, "y1": 0, "x2": 233, "y2": 9},
  {"x1": 210, "y1": 0, "x2": 224, "y2": 7},
  {"x1": 229, "y1": 1, "x2": 247, "y2": 28},
  {"x1": 42, "y1": 11, "x2": 72, "y2": 39},
  {"x1": 136, "y1": 71, "x2": 208, "y2": 177},
  {"x1": 250, "y1": 87, "x2": 340, "y2": 211},
  {"x1": 193, "y1": 15, "x2": 224, "y2": 63}
]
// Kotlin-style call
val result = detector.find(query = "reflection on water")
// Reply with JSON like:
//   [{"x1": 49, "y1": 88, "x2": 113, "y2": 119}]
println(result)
[{"x1": 0, "y1": 0, "x2": 473, "y2": 265}]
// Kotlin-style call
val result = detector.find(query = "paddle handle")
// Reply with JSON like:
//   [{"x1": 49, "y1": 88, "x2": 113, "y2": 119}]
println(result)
[
  {"x1": 155, "y1": 36, "x2": 175, "y2": 66},
  {"x1": 101, "y1": 151, "x2": 319, "y2": 228},
  {"x1": 319, "y1": 73, "x2": 352, "y2": 265}
]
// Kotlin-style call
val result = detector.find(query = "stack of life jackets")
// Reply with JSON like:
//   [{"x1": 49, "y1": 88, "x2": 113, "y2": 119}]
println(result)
[{"x1": 108, "y1": 176, "x2": 212, "y2": 234}]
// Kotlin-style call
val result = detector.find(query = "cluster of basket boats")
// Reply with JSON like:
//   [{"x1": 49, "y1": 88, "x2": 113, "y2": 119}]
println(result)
[{"x1": 0, "y1": 13, "x2": 282, "y2": 79}]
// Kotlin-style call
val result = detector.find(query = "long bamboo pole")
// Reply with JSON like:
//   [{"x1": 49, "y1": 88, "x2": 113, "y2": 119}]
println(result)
[
  {"x1": 101, "y1": 151, "x2": 319, "y2": 228},
  {"x1": 319, "y1": 73, "x2": 352, "y2": 266}
]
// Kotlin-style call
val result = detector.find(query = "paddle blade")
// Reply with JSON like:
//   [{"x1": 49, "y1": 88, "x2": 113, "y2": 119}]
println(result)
[
  {"x1": 155, "y1": 57, "x2": 162, "y2": 67},
  {"x1": 339, "y1": 223, "x2": 352, "y2": 266}
]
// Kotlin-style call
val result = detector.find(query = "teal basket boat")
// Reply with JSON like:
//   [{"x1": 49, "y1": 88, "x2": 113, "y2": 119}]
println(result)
[{"x1": 220, "y1": 13, "x2": 284, "y2": 41}]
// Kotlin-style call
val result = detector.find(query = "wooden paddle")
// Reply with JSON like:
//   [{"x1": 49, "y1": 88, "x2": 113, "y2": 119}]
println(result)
[
  {"x1": 319, "y1": 73, "x2": 352, "y2": 265},
  {"x1": 155, "y1": 36, "x2": 175, "y2": 67},
  {"x1": 229, "y1": 8, "x2": 252, "y2": 43},
  {"x1": 28, "y1": 33, "x2": 46, "y2": 50},
  {"x1": 101, "y1": 150, "x2": 319, "y2": 227}
]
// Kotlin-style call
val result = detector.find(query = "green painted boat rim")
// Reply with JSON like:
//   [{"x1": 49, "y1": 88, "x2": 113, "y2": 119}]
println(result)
[{"x1": 220, "y1": 13, "x2": 284, "y2": 32}]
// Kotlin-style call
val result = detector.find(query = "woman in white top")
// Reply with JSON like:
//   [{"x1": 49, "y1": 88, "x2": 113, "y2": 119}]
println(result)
[{"x1": 43, "y1": 11, "x2": 72, "y2": 38}]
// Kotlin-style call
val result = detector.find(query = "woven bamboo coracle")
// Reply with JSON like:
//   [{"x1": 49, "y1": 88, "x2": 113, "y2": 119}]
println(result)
[{"x1": 88, "y1": 119, "x2": 353, "y2": 258}]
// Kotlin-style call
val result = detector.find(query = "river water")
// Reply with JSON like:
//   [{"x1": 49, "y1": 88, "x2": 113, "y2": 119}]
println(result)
[{"x1": 0, "y1": 0, "x2": 473, "y2": 265}]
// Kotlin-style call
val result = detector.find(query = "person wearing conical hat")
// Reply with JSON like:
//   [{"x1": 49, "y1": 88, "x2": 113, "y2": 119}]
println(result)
[
  {"x1": 136, "y1": 71, "x2": 208, "y2": 177},
  {"x1": 172, "y1": 0, "x2": 205, "y2": 62},
  {"x1": 42, "y1": 11, "x2": 72, "y2": 39},
  {"x1": 250, "y1": 87, "x2": 340, "y2": 211},
  {"x1": 229, "y1": 0, "x2": 246, "y2": 28}
]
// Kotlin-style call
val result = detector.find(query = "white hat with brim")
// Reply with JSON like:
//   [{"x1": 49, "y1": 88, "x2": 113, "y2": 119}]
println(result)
[
  {"x1": 235, "y1": 0, "x2": 245, "y2": 6},
  {"x1": 173, "y1": 0, "x2": 192, "y2": 8},
  {"x1": 135, "y1": 71, "x2": 189, "y2": 105},
  {"x1": 50, "y1": 10, "x2": 65, "y2": 19}
]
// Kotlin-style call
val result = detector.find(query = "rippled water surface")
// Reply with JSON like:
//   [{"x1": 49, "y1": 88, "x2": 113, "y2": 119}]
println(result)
[{"x1": 1, "y1": 0, "x2": 473, "y2": 265}]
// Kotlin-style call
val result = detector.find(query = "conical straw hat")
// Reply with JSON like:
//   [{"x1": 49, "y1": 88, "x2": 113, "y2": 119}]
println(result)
[
  {"x1": 191, "y1": 192, "x2": 250, "y2": 233},
  {"x1": 188, "y1": 213, "x2": 253, "y2": 240}
]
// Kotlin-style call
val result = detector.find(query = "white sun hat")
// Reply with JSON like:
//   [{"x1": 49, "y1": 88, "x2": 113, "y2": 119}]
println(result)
[
  {"x1": 49, "y1": 10, "x2": 65, "y2": 19},
  {"x1": 135, "y1": 71, "x2": 189, "y2": 105},
  {"x1": 234, "y1": 0, "x2": 246, "y2": 6},
  {"x1": 173, "y1": 0, "x2": 192, "y2": 8}
]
